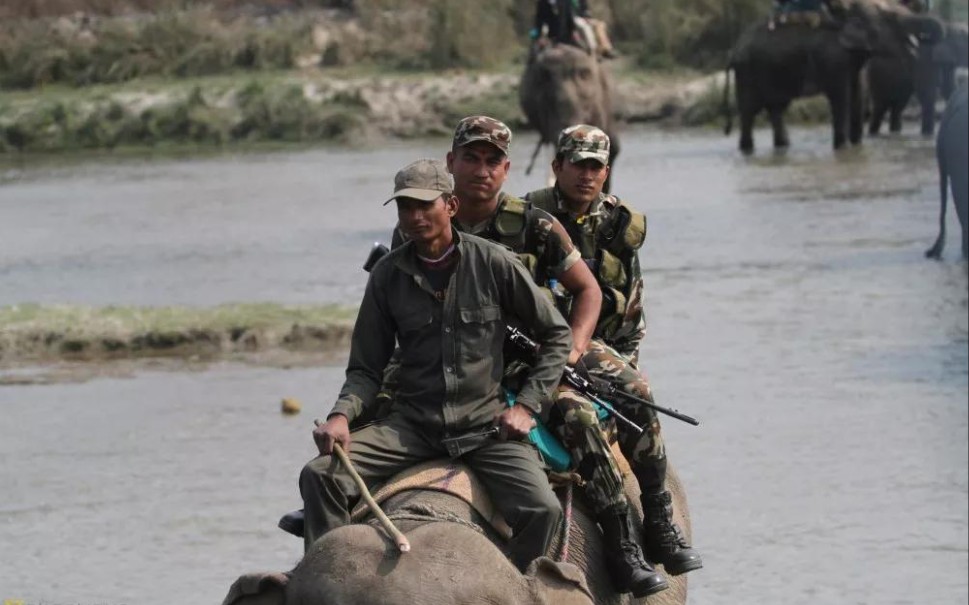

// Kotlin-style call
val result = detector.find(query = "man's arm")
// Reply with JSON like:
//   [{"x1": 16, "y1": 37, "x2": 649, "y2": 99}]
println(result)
[
  {"x1": 495, "y1": 248, "x2": 572, "y2": 420},
  {"x1": 328, "y1": 271, "x2": 397, "y2": 424},
  {"x1": 546, "y1": 217, "x2": 601, "y2": 363}
]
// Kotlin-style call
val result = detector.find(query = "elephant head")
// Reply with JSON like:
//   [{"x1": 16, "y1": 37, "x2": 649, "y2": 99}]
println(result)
[
  {"x1": 519, "y1": 44, "x2": 620, "y2": 191},
  {"x1": 223, "y1": 459, "x2": 691, "y2": 605}
]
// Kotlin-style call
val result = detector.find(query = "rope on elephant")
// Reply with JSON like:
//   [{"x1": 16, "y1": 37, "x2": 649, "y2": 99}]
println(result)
[
  {"x1": 559, "y1": 482, "x2": 574, "y2": 562},
  {"x1": 376, "y1": 504, "x2": 488, "y2": 537}
]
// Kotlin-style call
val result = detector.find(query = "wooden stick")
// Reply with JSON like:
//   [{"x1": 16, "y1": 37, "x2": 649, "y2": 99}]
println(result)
[{"x1": 315, "y1": 420, "x2": 411, "y2": 553}]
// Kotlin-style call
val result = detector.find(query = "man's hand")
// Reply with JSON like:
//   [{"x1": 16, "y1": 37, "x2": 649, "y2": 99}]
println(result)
[
  {"x1": 313, "y1": 414, "x2": 351, "y2": 456},
  {"x1": 567, "y1": 347, "x2": 586, "y2": 365},
  {"x1": 494, "y1": 405, "x2": 537, "y2": 441}
]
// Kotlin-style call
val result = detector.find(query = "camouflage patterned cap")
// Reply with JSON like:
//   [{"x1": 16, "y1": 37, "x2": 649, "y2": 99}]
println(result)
[
  {"x1": 452, "y1": 115, "x2": 512, "y2": 154},
  {"x1": 383, "y1": 158, "x2": 453, "y2": 206},
  {"x1": 556, "y1": 124, "x2": 611, "y2": 165}
]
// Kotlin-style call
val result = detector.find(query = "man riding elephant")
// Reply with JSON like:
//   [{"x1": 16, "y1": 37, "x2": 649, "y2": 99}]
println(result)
[
  {"x1": 300, "y1": 158, "x2": 572, "y2": 572},
  {"x1": 530, "y1": 0, "x2": 617, "y2": 59},
  {"x1": 387, "y1": 116, "x2": 672, "y2": 597},
  {"x1": 525, "y1": 124, "x2": 702, "y2": 578}
]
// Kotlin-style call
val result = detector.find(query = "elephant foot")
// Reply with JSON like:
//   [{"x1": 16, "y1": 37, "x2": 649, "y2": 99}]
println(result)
[{"x1": 739, "y1": 141, "x2": 754, "y2": 155}]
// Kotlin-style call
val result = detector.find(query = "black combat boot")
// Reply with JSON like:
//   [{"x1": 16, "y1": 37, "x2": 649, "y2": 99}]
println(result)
[
  {"x1": 597, "y1": 508, "x2": 669, "y2": 597},
  {"x1": 641, "y1": 491, "x2": 703, "y2": 575}
]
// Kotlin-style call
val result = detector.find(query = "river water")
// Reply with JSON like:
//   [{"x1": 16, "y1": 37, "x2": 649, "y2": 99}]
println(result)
[{"x1": 1, "y1": 125, "x2": 966, "y2": 605}]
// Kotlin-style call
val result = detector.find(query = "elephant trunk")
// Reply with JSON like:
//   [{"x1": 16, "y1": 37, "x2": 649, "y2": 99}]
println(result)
[{"x1": 723, "y1": 64, "x2": 734, "y2": 136}]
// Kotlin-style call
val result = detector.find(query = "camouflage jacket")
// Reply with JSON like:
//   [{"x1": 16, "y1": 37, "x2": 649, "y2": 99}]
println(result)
[{"x1": 525, "y1": 186, "x2": 647, "y2": 362}]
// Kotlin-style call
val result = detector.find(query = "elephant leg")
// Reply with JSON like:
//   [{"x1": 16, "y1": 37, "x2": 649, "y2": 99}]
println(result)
[
  {"x1": 869, "y1": 100, "x2": 888, "y2": 135},
  {"x1": 848, "y1": 68, "x2": 864, "y2": 145},
  {"x1": 889, "y1": 105, "x2": 904, "y2": 133},
  {"x1": 916, "y1": 58, "x2": 939, "y2": 136},
  {"x1": 767, "y1": 106, "x2": 789, "y2": 149},
  {"x1": 826, "y1": 83, "x2": 849, "y2": 150},
  {"x1": 734, "y1": 69, "x2": 757, "y2": 154},
  {"x1": 940, "y1": 66, "x2": 955, "y2": 101}
]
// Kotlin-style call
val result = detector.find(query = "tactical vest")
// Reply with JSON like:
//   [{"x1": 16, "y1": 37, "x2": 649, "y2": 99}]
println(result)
[
  {"x1": 479, "y1": 195, "x2": 553, "y2": 295},
  {"x1": 527, "y1": 187, "x2": 646, "y2": 340}
]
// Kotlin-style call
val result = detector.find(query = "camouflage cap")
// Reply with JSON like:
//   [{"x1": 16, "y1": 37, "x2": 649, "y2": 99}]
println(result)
[
  {"x1": 452, "y1": 115, "x2": 512, "y2": 154},
  {"x1": 556, "y1": 124, "x2": 611, "y2": 165},
  {"x1": 384, "y1": 158, "x2": 453, "y2": 206}
]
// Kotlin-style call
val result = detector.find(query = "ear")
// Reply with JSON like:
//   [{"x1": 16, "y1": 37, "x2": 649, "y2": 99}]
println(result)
[
  {"x1": 221, "y1": 572, "x2": 288, "y2": 605},
  {"x1": 445, "y1": 194, "x2": 459, "y2": 216},
  {"x1": 445, "y1": 150, "x2": 455, "y2": 173},
  {"x1": 525, "y1": 557, "x2": 594, "y2": 604}
]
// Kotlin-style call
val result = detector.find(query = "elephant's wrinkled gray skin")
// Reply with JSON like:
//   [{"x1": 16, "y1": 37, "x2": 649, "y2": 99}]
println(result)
[
  {"x1": 725, "y1": 1, "x2": 941, "y2": 153},
  {"x1": 925, "y1": 84, "x2": 968, "y2": 260},
  {"x1": 519, "y1": 44, "x2": 620, "y2": 192},
  {"x1": 866, "y1": 9, "x2": 954, "y2": 137},
  {"x1": 223, "y1": 464, "x2": 691, "y2": 605}
]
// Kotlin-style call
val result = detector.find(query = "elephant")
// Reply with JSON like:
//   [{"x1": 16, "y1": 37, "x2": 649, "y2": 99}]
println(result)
[
  {"x1": 223, "y1": 454, "x2": 691, "y2": 605},
  {"x1": 724, "y1": 0, "x2": 943, "y2": 153},
  {"x1": 925, "y1": 83, "x2": 968, "y2": 260},
  {"x1": 866, "y1": 8, "x2": 957, "y2": 137},
  {"x1": 519, "y1": 43, "x2": 620, "y2": 192},
  {"x1": 934, "y1": 22, "x2": 968, "y2": 103}
]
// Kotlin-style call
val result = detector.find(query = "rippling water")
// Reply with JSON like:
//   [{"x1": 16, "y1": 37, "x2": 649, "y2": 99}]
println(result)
[{"x1": 1, "y1": 125, "x2": 966, "y2": 605}]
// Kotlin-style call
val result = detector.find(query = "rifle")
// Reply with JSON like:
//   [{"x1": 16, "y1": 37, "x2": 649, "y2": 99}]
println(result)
[{"x1": 507, "y1": 326, "x2": 701, "y2": 427}]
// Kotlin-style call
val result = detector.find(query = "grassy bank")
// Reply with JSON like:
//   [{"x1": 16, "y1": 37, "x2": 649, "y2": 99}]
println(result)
[{"x1": 0, "y1": 303, "x2": 357, "y2": 363}]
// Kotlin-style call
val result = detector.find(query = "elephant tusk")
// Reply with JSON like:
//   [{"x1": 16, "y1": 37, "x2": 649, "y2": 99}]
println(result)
[{"x1": 332, "y1": 443, "x2": 412, "y2": 553}]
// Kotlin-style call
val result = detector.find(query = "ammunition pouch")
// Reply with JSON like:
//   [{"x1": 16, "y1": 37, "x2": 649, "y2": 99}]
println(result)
[
  {"x1": 599, "y1": 204, "x2": 646, "y2": 257},
  {"x1": 596, "y1": 248, "x2": 627, "y2": 289},
  {"x1": 596, "y1": 286, "x2": 627, "y2": 337}
]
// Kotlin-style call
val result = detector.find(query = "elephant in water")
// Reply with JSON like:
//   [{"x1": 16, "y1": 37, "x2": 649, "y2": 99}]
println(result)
[
  {"x1": 519, "y1": 44, "x2": 620, "y2": 192},
  {"x1": 865, "y1": 6, "x2": 953, "y2": 137},
  {"x1": 925, "y1": 84, "x2": 968, "y2": 260},
  {"x1": 724, "y1": 0, "x2": 943, "y2": 153},
  {"x1": 223, "y1": 455, "x2": 691, "y2": 605}
]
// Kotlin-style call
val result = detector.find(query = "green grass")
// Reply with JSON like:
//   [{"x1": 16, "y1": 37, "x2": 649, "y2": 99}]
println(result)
[{"x1": 0, "y1": 302, "x2": 357, "y2": 335}]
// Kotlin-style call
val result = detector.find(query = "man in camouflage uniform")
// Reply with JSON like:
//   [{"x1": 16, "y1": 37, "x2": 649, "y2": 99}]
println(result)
[
  {"x1": 525, "y1": 125, "x2": 703, "y2": 576},
  {"x1": 427, "y1": 115, "x2": 668, "y2": 597}
]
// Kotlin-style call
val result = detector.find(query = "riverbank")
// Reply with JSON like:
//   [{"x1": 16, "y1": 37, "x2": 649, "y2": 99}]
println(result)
[
  {"x1": 0, "y1": 303, "x2": 356, "y2": 369},
  {"x1": 0, "y1": 61, "x2": 773, "y2": 153}
]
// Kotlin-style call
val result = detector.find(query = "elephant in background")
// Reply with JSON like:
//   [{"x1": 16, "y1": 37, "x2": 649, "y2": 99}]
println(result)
[
  {"x1": 725, "y1": 0, "x2": 942, "y2": 153},
  {"x1": 222, "y1": 459, "x2": 691, "y2": 605},
  {"x1": 866, "y1": 7, "x2": 956, "y2": 136},
  {"x1": 925, "y1": 84, "x2": 968, "y2": 260},
  {"x1": 935, "y1": 22, "x2": 968, "y2": 102},
  {"x1": 519, "y1": 44, "x2": 620, "y2": 192}
]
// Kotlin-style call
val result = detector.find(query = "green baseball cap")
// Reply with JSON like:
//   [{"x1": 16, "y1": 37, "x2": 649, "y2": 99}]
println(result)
[
  {"x1": 384, "y1": 159, "x2": 453, "y2": 205},
  {"x1": 556, "y1": 124, "x2": 611, "y2": 165}
]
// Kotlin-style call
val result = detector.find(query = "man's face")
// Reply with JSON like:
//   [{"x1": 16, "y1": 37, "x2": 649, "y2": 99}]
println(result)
[
  {"x1": 396, "y1": 195, "x2": 457, "y2": 244},
  {"x1": 552, "y1": 157, "x2": 610, "y2": 211},
  {"x1": 446, "y1": 141, "x2": 510, "y2": 204}
]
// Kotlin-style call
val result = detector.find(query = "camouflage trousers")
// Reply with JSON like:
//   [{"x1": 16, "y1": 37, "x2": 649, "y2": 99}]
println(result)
[
  {"x1": 546, "y1": 384, "x2": 628, "y2": 515},
  {"x1": 580, "y1": 338, "x2": 667, "y2": 494}
]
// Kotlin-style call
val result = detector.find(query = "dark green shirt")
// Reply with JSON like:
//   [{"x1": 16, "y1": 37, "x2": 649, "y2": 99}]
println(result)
[{"x1": 330, "y1": 231, "x2": 571, "y2": 436}]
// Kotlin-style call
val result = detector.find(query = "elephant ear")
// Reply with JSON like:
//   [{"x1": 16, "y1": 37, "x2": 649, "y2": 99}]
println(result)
[
  {"x1": 525, "y1": 557, "x2": 595, "y2": 604},
  {"x1": 221, "y1": 571, "x2": 288, "y2": 605}
]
